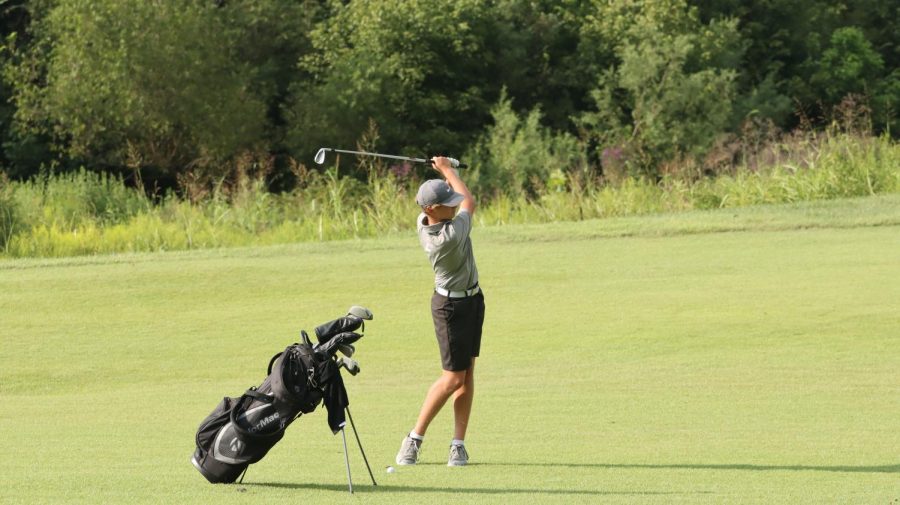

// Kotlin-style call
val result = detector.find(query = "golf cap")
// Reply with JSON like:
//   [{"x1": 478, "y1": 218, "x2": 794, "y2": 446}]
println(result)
[{"x1": 416, "y1": 179, "x2": 464, "y2": 207}]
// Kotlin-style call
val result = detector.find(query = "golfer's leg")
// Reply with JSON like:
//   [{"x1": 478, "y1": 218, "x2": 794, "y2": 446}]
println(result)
[
  {"x1": 414, "y1": 369, "x2": 466, "y2": 436},
  {"x1": 452, "y1": 359, "x2": 475, "y2": 440}
]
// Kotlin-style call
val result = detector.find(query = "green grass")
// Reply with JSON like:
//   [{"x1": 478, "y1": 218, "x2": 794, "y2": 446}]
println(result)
[{"x1": 1, "y1": 196, "x2": 898, "y2": 504}]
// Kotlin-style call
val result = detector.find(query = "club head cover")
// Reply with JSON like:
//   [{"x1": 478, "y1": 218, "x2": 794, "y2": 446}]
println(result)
[
  {"x1": 315, "y1": 332, "x2": 361, "y2": 358},
  {"x1": 315, "y1": 315, "x2": 366, "y2": 344},
  {"x1": 347, "y1": 306, "x2": 373, "y2": 320}
]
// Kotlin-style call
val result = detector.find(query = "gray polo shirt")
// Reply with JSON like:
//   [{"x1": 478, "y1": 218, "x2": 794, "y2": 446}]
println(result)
[{"x1": 417, "y1": 209, "x2": 479, "y2": 291}]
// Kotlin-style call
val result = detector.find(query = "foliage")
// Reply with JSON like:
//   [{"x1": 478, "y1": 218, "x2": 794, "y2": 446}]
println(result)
[
  {"x1": 0, "y1": 0, "x2": 898, "y2": 189},
  {"x1": 3, "y1": 0, "x2": 316, "y2": 178},
  {"x1": 0, "y1": 173, "x2": 16, "y2": 248},
  {"x1": 465, "y1": 91, "x2": 587, "y2": 198},
  {"x1": 286, "y1": 0, "x2": 507, "y2": 166},
  {"x1": 811, "y1": 27, "x2": 884, "y2": 103},
  {"x1": 1, "y1": 129, "x2": 896, "y2": 258},
  {"x1": 806, "y1": 26, "x2": 900, "y2": 135},
  {"x1": 579, "y1": 0, "x2": 743, "y2": 176},
  {"x1": 691, "y1": 0, "x2": 899, "y2": 133}
]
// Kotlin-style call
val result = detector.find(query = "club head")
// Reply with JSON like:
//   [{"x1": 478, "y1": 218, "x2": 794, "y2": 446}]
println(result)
[
  {"x1": 347, "y1": 305, "x2": 373, "y2": 320},
  {"x1": 338, "y1": 343, "x2": 355, "y2": 358},
  {"x1": 337, "y1": 357, "x2": 360, "y2": 376},
  {"x1": 314, "y1": 148, "x2": 328, "y2": 165}
]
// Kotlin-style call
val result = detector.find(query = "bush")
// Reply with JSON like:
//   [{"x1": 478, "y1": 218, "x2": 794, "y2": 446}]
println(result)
[
  {"x1": 10, "y1": 169, "x2": 149, "y2": 229},
  {"x1": 0, "y1": 176, "x2": 18, "y2": 251},
  {"x1": 0, "y1": 131, "x2": 896, "y2": 258},
  {"x1": 578, "y1": 1, "x2": 742, "y2": 176},
  {"x1": 466, "y1": 92, "x2": 587, "y2": 198}
]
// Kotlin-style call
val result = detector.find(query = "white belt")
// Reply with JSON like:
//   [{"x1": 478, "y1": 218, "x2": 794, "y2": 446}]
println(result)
[{"x1": 435, "y1": 285, "x2": 481, "y2": 298}]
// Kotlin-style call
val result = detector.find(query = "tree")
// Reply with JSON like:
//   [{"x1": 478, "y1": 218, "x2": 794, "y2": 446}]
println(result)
[
  {"x1": 579, "y1": 0, "x2": 743, "y2": 175},
  {"x1": 4, "y1": 0, "x2": 318, "y2": 182},
  {"x1": 690, "y1": 0, "x2": 899, "y2": 134},
  {"x1": 287, "y1": 0, "x2": 528, "y2": 168},
  {"x1": 1, "y1": 0, "x2": 54, "y2": 178}
]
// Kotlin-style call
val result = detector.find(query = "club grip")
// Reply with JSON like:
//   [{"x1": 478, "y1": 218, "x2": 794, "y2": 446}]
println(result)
[{"x1": 429, "y1": 156, "x2": 467, "y2": 169}]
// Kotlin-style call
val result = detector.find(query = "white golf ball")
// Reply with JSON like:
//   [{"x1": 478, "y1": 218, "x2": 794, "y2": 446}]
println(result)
[{"x1": 386, "y1": 466, "x2": 396, "y2": 473}]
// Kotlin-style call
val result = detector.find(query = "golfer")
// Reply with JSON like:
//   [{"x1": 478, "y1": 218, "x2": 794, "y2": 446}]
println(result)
[{"x1": 396, "y1": 156, "x2": 485, "y2": 467}]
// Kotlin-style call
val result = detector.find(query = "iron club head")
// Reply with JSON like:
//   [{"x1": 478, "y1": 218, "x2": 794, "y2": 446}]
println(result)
[
  {"x1": 336, "y1": 356, "x2": 360, "y2": 376},
  {"x1": 314, "y1": 148, "x2": 329, "y2": 165}
]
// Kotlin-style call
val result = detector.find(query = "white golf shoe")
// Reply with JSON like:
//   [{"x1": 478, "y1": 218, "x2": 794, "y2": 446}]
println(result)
[
  {"x1": 447, "y1": 444, "x2": 468, "y2": 467},
  {"x1": 395, "y1": 435, "x2": 421, "y2": 465}
]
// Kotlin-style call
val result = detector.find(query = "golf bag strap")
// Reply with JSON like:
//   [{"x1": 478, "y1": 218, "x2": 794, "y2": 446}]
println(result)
[{"x1": 243, "y1": 389, "x2": 274, "y2": 404}]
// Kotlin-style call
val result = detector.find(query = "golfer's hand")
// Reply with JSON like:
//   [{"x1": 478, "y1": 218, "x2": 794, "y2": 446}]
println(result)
[{"x1": 430, "y1": 156, "x2": 454, "y2": 174}]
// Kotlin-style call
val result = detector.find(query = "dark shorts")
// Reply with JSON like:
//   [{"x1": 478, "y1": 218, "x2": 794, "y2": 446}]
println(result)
[{"x1": 431, "y1": 290, "x2": 485, "y2": 372}]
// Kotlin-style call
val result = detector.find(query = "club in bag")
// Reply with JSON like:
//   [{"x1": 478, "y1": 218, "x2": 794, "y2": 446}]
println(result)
[
  {"x1": 335, "y1": 356, "x2": 360, "y2": 375},
  {"x1": 315, "y1": 147, "x2": 467, "y2": 169}
]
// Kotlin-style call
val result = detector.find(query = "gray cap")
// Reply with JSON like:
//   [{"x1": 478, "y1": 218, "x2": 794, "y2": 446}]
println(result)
[{"x1": 416, "y1": 179, "x2": 464, "y2": 207}]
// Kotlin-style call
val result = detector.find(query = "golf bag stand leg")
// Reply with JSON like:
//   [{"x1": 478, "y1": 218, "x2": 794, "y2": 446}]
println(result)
[
  {"x1": 341, "y1": 427, "x2": 353, "y2": 494},
  {"x1": 346, "y1": 406, "x2": 377, "y2": 486}
]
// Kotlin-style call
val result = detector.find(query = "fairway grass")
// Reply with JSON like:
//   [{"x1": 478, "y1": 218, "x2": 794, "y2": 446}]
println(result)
[{"x1": 2, "y1": 196, "x2": 899, "y2": 504}]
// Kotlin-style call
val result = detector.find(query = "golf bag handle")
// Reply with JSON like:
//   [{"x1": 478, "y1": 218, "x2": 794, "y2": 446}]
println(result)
[{"x1": 267, "y1": 352, "x2": 282, "y2": 375}]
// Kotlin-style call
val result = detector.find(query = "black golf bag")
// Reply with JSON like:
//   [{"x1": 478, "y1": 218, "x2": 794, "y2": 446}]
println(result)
[{"x1": 191, "y1": 313, "x2": 367, "y2": 484}]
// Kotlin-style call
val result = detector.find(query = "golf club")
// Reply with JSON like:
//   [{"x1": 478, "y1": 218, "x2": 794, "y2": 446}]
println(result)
[
  {"x1": 315, "y1": 148, "x2": 467, "y2": 169},
  {"x1": 335, "y1": 356, "x2": 360, "y2": 375},
  {"x1": 337, "y1": 343, "x2": 356, "y2": 358}
]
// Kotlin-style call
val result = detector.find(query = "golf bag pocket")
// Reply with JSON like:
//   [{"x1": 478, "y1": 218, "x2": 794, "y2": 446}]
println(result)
[
  {"x1": 192, "y1": 392, "x2": 288, "y2": 484},
  {"x1": 195, "y1": 396, "x2": 237, "y2": 458},
  {"x1": 193, "y1": 396, "x2": 249, "y2": 483}
]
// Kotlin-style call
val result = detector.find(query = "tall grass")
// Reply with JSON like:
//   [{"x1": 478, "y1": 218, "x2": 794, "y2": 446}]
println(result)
[{"x1": 1, "y1": 132, "x2": 897, "y2": 258}]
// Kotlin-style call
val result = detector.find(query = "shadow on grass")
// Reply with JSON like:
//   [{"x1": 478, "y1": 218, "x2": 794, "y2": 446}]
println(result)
[
  {"x1": 245, "y1": 482, "x2": 703, "y2": 496},
  {"x1": 476, "y1": 462, "x2": 900, "y2": 474},
  {"x1": 240, "y1": 461, "x2": 897, "y2": 495}
]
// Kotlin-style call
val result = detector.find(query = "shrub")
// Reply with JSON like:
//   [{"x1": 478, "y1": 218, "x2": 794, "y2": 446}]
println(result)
[
  {"x1": 0, "y1": 131, "x2": 896, "y2": 258},
  {"x1": 466, "y1": 91, "x2": 587, "y2": 198}
]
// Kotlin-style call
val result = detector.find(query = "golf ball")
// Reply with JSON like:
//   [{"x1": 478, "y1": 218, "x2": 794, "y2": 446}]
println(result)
[{"x1": 386, "y1": 466, "x2": 395, "y2": 473}]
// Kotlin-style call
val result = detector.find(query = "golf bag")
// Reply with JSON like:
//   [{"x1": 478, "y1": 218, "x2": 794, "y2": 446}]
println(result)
[{"x1": 191, "y1": 313, "x2": 367, "y2": 484}]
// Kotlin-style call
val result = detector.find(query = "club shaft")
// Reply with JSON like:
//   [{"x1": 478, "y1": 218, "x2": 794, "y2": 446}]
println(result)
[
  {"x1": 347, "y1": 406, "x2": 377, "y2": 486},
  {"x1": 328, "y1": 149, "x2": 428, "y2": 164}
]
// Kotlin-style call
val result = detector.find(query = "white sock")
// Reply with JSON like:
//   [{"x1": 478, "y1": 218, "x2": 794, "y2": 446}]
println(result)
[
  {"x1": 451, "y1": 439, "x2": 464, "y2": 447},
  {"x1": 409, "y1": 431, "x2": 424, "y2": 441}
]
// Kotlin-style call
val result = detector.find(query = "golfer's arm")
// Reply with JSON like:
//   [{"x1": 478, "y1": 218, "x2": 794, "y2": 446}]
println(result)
[{"x1": 443, "y1": 168, "x2": 476, "y2": 215}]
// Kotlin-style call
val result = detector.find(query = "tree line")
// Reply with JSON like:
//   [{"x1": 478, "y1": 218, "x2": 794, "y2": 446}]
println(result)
[{"x1": 0, "y1": 0, "x2": 897, "y2": 191}]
